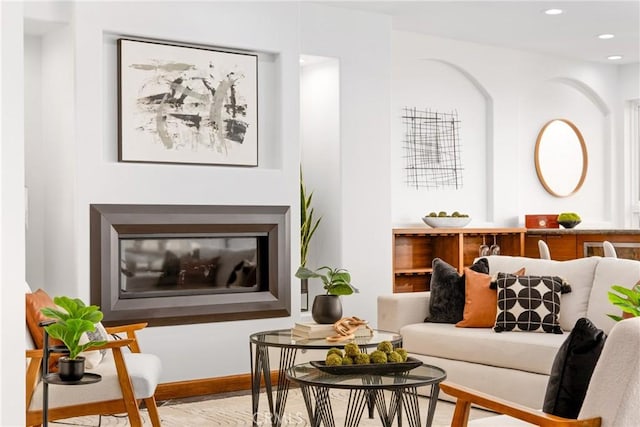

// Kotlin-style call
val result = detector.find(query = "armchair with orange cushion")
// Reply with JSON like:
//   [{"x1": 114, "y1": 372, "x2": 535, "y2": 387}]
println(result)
[
  {"x1": 25, "y1": 288, "x2": 162, "y2": 427},
  {"x1": 440, "y1": 317, "x2": 640, "y2": 427}
]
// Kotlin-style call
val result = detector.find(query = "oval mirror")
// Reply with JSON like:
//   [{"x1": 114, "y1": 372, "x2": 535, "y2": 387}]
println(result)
[{"x1": 534, "y1": 119, "x2": 588, "y2": 197}]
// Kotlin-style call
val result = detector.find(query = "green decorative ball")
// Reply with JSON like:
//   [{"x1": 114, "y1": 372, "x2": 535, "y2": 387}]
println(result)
[
  {"x1": 395, "y1": 348, "x2": 408, "y2": 362},
  {"x1": 377, "y1": 341, "x2": 394, "y2": 354},
  {"x1": 326, "y1": 353, "x2": 343, "y2": 366},
  {"x1": 327, "y1": 348, "x2": 343, "y2": 358},
  {"x1": 344, "y1": 342, "x2": 360, "y2": 357},
  {"x1": 369, "y1": 350, "x2": 388, "y2": 364},
  {"x1": 388, "y1": 351, "x2": 403, "y2": 363},
  {"x1": 354, "y1": 353, "x2": 370, "y2": 365}
]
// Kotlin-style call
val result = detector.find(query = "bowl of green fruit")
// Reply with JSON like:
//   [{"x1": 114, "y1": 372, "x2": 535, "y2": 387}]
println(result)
[
  {"x1": 557, "y1": 212, "x2": 581, "y2": 229},
  {"x1": 422, "y1": 211, "x2": 471, "y2": 228}
]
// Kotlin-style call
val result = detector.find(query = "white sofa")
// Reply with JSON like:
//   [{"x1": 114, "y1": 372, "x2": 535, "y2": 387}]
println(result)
[{"x1": 378, "y1": 255, "x2": 640, "y2": 409}]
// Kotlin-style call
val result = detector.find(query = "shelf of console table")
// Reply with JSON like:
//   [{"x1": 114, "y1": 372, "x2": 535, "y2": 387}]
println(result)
[{"x1": 392, "y1": 227, "x2": 526, "y2": 293}]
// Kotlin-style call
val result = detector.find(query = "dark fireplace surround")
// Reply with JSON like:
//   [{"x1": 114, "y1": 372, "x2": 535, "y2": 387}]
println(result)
[{"x1": 90, "y1": 204, "x2": 291, "y2": 326}]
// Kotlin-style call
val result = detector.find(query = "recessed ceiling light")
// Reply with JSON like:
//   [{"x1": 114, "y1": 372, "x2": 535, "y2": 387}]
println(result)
[
  {"x1": 607, "y1": 55, "x2": 623, "y2": 60},
  {"x1": 598, "y1": 34, "x2": 615, "y2": 40},
  {"x1": 544, "y1": 8, "x2": 564, "y2": 15}
]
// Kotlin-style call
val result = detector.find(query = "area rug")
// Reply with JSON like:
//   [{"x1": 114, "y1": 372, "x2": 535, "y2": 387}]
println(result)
[{"x1": 51, "y1": 389, "x2": 494, "y2": 426}]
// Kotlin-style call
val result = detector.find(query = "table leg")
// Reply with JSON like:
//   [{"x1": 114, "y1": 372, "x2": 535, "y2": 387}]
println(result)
[
  {"x1": 387, "y1": 388, "x2": 399, "y2": 423},
  {"x1": 344, "y1": 389, "x2": 369, "y2": 427},
  {"x1": 302, "y1": 386, "x2": 335, "y2": 427},
  {"x1": 272, "y1": 347, "x2": 297, "y2": 426},
  {"x1": 424, "y1": 384, "x2": 440, "y2": 427},
  {"x1": 300, "y1": 385, "x2": 319, "y2": 427},
  {"x1": 250, "y1": 342, "x2": 271, "y2": 426},
  {"x1": 401, "y1": 387, "x2": 421, "y2": 427},
  {"x1": 249, "y1": 341, "x2": 298, "y2": 427}
]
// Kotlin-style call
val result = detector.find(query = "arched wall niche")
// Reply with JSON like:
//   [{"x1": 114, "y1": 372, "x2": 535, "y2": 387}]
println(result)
[
  {"x1": 391, "y1": 57, "x2": 494, "y2": 225},
  {"x1": 519, "y1": 76, "x2": 611, "y2": 224}
]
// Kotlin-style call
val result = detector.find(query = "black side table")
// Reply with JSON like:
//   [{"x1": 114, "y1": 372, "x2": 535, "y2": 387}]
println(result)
[{"x1": 39, "y1": 321, "x2": 102, "y2": 427}]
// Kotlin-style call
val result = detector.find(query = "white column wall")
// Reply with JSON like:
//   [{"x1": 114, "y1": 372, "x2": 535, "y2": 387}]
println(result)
[
  {"x1": 1, "y1": 2, "x2": 26, "y2": 425},
  {"x1": 25, "y1": 35, "x2": 45, "y2": 290}
]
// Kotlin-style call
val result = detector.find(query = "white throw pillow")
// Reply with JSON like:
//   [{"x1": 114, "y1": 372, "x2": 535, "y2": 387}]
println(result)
[{"x1": 78, "y1": 322, "x2": 110, "y2": 369}]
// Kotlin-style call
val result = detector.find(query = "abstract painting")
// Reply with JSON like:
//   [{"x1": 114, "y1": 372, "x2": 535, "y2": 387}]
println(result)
[
  {"x1": 118, "y1": 39, "x2": 258, "y2": 166},
  {"x1": 402, "y1": 107, "x2": 463, "y2": 189}
]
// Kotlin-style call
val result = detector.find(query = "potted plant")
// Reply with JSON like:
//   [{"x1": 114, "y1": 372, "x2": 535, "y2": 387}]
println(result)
[
  {"x1": 300, "y1": 167, "x2": 322, "y2": 310},
  {"x1": 606, "y1": 282, "x2": 640, "y2": 321},
  {"x1": 41, "y1": 296, "x2": 106, "y2": 381},
  {"x1": 295, "y1": 266, "x2": 359, "y2": 324}
]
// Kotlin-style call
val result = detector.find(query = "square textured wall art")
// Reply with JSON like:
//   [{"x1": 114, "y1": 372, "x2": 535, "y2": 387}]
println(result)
[{"x1": 118, "y1": 38, "x2": 258, "y2": 166}]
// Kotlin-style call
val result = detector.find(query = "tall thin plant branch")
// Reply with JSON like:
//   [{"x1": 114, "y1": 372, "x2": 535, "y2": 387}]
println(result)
[{"x1": 300, "y1": 167, "x2": 322, "y2": 267}]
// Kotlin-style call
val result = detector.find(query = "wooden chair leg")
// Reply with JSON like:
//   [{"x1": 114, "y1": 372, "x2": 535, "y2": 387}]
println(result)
[
  {"x1": 112, "y1": 347, "x2": 143, "y2": 427},
  {"x1": 144, "y1": 396, "x2": 162, "y2": 427},
  {"x1": 451, "y1": 399, "x2": 472, "y2": 427}
]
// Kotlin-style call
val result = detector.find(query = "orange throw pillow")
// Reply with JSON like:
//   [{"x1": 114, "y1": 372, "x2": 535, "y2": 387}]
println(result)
[
  {"x1": 456, "y1": 268, "x2": 496, "y2": 328},
  {"x1": 26, "y1": 289, "x2": 64, "y2": 372},
  {"x1": 26, "y1": 289, "x2": 60, "y2": 348}
]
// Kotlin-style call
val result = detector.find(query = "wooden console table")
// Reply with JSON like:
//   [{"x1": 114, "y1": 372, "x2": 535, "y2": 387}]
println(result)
[
  {"x1": 392, "y1": 228, "x2": 526, "y2": 293},
  {"x1": 524, "y1": 229, "x2": 640, "y2": 261}
]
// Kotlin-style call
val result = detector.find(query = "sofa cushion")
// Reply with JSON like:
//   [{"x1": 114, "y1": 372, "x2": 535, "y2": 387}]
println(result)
[
  {"x1": 543, "y1": 317, "x2": 606, "y2": 418},
  {"x1": 401, "y1": 322, "x2": 567, "y2": 375},
  {"x1": 425, "y1": 258, "x2": 489, "y2": 324},
  {"x1": 494, "y1": 273, "x2": 564, "y2": 334},
  {"x1": 485, "y1": 256, "x2": 599, "y2": 331},
  {"x1": 456, "y1": 268, "x2": 496, "y2": 328},
  {"x1": 587, "y1": 257, "x2": 640, "y2": 334}
]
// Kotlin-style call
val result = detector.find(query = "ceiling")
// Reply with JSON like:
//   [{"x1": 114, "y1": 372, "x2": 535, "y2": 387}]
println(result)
[{"x1": 329, "y1": 1, "x2": 640, "y2": 65}]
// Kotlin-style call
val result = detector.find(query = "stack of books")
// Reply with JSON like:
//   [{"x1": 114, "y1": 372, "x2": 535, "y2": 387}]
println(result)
[{"x1": 291, "y1": 321, "x2": 372, "y2": 339}]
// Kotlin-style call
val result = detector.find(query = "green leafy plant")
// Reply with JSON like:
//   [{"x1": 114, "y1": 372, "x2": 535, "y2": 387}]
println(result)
[
  {"x1": 295, "y1": 266, "x2": 359, "y2": 296},
  {"x1": 606, "y1": 283, "x2": 640, "y2": 322},
  {"x1": 40, "y1": 296, "x2": 106, "y2": 359},
  {"x1": 300, "y1": 167, "x2": 322, "y2": 268}
]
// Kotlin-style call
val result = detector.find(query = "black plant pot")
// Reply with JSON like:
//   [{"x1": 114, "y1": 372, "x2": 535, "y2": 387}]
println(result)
[
  {"x1": 58, "y1": 356, "x2": 85, "y2": 382},
  {"x1": 312, "y1": 295, "x2": 343, "y2": 324}
]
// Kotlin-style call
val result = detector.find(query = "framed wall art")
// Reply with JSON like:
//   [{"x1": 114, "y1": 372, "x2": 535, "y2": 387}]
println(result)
[{"x1": 118, "y1": 38, "x2": 258, "y2": 166}]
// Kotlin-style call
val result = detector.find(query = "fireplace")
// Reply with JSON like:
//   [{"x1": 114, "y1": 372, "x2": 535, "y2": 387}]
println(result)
[{"x1": 90, "y1": 204, "x2": 290, "y2": 326}]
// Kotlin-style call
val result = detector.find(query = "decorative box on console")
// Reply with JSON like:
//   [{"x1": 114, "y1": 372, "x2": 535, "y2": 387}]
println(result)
[{"x1": 525, "y1": 214, "x2": 559, "y2": 229}]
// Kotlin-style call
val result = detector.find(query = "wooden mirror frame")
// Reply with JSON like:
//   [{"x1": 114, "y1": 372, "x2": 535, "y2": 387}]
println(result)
[{"x1": 534, "y1": 119, "x2": 588, "y2": 198}]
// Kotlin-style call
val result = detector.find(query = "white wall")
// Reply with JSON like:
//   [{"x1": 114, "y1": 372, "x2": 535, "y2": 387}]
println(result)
[
  {"x1": 300, "y1": 57, "x2": 341, "y2": 303},
  {"x1": 20, "y1": 1, "x2": 301, "y2": 384},
  {"x1": 22, "y1": 1, "x2": 393, "y2": 386},
  {"x1": 300, "y1": 3, "x2": 393, "y2": 311},
  {"x1": 1, "y1": 2, "x2": 26, "y2": 425},
  {"x1": 392, "y1": 31, "x2": 623, "y2": 228},
  {"x1": 71, "y1": 1, "x2": 300, "y2": 382},
  {"x1": 618, "y1": 63, "x2": 640, "y2": 227},
  {"x1": 25, "y1": 35, "x2": 45, "y2": 289}
]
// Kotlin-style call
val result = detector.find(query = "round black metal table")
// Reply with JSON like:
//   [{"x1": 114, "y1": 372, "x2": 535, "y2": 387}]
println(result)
[
  {"x1": 249, "y1": 329, "x2": 402, "y2": 427},
  {"x1": 286, "y1": 363, "x2": 446, "y2": 427}
]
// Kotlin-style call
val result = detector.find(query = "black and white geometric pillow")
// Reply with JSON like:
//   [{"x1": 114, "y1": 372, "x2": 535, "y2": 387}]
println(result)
[{"x1": 494, "y1": 273, "x2": 564, "y2": 334}]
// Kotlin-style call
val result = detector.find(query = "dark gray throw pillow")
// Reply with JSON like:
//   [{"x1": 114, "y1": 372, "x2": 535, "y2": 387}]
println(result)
[
  {"x1": 543, "y1": 317, "x2": 606, "y2": 418},
  {"x1": 424, "y1": 257, "x2": 489, "y2": 323}
]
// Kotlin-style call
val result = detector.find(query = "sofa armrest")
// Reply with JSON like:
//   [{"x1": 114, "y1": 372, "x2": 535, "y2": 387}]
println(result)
[{"x1": 377, "y1": 292, "x2": 430, "y2": 333}]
